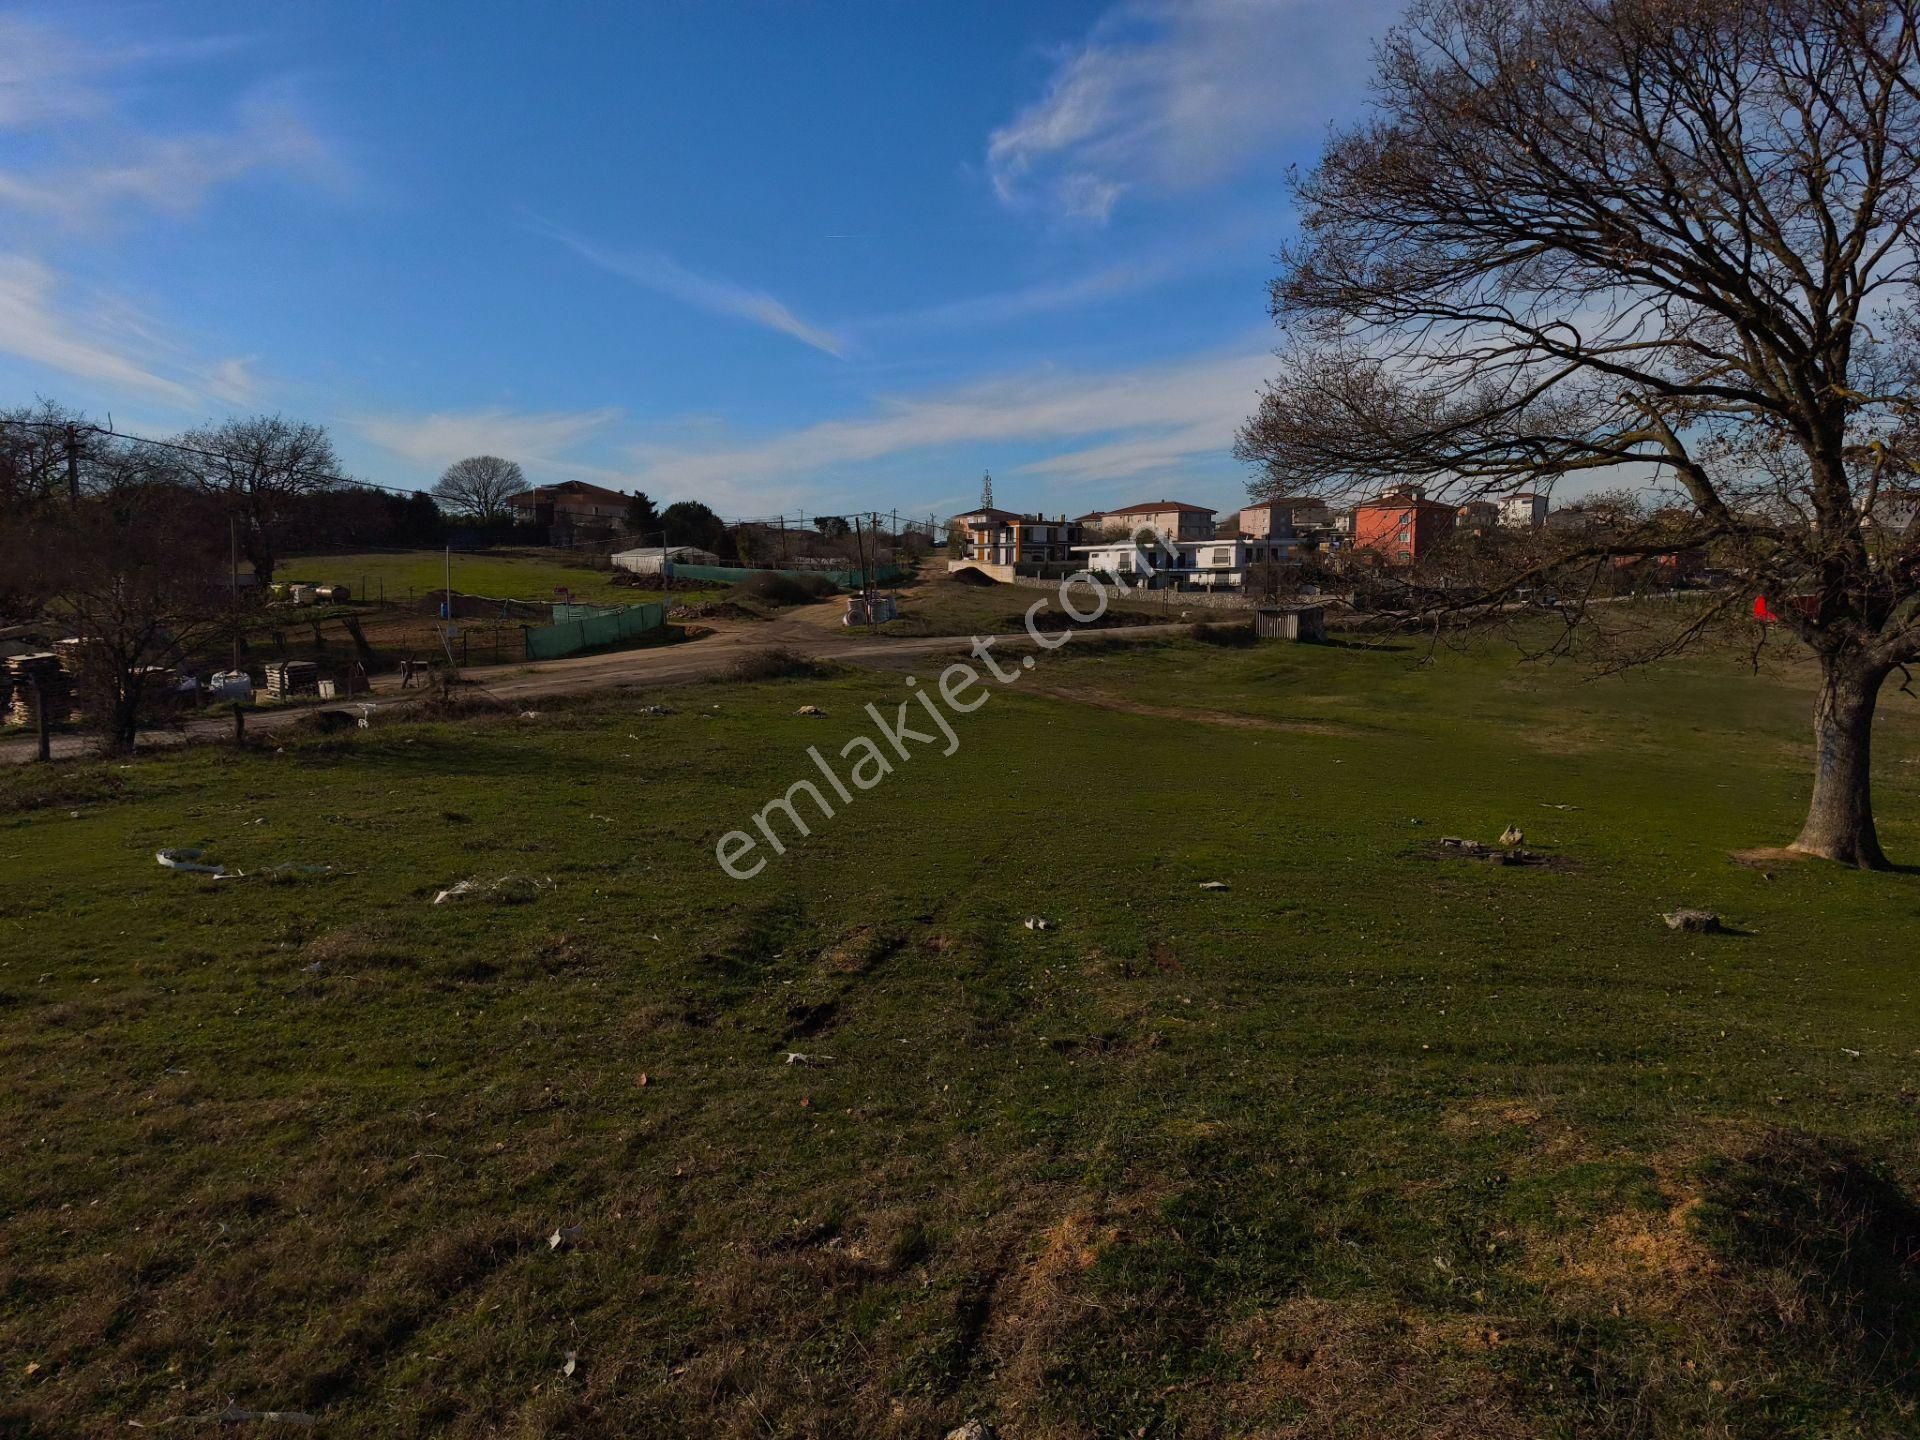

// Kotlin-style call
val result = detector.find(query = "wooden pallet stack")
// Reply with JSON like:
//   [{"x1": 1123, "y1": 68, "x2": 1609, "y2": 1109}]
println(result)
[
  {"x1": 262, "y1": 660, "x2": 320, "y2": 698},
  {"x1": 6, "y1": 654, "x2": 73, "y2": 727}
]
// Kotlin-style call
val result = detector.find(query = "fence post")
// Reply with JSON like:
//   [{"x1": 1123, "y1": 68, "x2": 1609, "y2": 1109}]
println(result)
[{"x1": 32, "y1": 676, "x2": 50, "y2": 763}]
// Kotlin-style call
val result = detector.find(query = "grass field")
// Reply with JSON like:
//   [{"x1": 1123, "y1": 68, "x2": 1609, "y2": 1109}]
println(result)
[
  {"x1": 281, "y1": 549, "x2": 671, "y2": 604},
  {"x1": 4, "y1": 629, "x2": 1918, "y2": 1437},
  {"x1": 851, "y1": 568, "x2": 1184, "y2": 637}
]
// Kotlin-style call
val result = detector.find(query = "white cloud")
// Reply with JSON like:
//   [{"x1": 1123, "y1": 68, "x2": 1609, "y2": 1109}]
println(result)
[
  {"x1": 629, "y1": 346, "x2": 1274, "y2": 506},
  {"x1": 353, "y1": 406, "x2": 628, "y2": 483},
  {"x1": 0, "y1": 19, "x2": 343, "y2": 230},
  {"x1": 0, "y1": 96, "x2": 342, "y2": 228},
  {"x1": 536, "y1": 220, "x2": 847, "y2": 358},
  {"x1": 988, "y1": 0, "x2": 1390, "y2": 221},
  {"x1": 0, "y1": 253, "x2": 234, "y2": 407}
]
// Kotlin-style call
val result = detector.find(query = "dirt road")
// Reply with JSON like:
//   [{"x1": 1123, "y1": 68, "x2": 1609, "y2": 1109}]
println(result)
[{"x1": 2, "y1": 607, "x2": 1191, "y2": 764}]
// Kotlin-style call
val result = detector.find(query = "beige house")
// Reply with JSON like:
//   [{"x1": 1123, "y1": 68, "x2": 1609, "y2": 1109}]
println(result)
[
  {"x1": 1240, "y1": 498, "x2": 1332, "y2": 538},
  {"x1": 1077, "y1": 500, "x2": 1215, "y2": 543},
  {"x1": 947, "y1": 508, "x2": 1082, "y2": 567}
]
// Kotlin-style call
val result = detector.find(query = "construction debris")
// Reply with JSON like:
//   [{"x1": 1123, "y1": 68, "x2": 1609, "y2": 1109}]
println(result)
[
  {"x1": 262, "y1": 661, "x2": 320, "y2": 699},
  {"x1": 1499, "y1": 824, "x2": 1525, "y2": 847},
  {"x1": 795, "y1": 704, "x2": 828, "y2": 716},
  {"x1": 5, "y1": 654, "x2": 72, "y2": 727}
]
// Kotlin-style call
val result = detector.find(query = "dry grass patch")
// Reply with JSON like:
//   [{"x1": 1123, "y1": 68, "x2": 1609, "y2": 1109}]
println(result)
[{"x1": 1222, "y1": 1297, "x2": 1537, "y2": 1439}]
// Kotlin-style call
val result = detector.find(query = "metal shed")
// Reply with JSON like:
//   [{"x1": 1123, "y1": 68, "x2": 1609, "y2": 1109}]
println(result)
[{"x1": 1252, "y1": 603, "x2": 1326, "y2": 642}]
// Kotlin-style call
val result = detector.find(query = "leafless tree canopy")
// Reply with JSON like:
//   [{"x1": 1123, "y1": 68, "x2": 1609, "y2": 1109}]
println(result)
[
  {"x1": 432, "y1": 455, "x2": 526, "y2": 524},
  {"x1": 1239, "y1": 0, "x2": 1920, "y2": 867},
  {"x1": 1, "y1": 468, "x2": 232, "y2": 752},
  {"x1": 171, "y1": 415, "x2": 342, "y2": 584}
]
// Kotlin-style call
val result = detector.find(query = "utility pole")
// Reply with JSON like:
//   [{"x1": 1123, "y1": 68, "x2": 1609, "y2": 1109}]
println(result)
[{"x1": 230, "y1": 516, "x2": 241, "y2": 672}]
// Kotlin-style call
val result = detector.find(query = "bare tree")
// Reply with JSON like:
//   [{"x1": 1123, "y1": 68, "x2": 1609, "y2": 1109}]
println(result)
[
  {"x1": 1238, "y1": 0, "x2": 1920, "y2": 868},
  {"x1": 172, "y1": 416, "x2": 342, "y2": 585},
  {"x1": 432, "y1": 455, "x2": 526, "y2": 525},
  {"x1": 1, "y1": 476, "x2": 232, "y2": 753}
]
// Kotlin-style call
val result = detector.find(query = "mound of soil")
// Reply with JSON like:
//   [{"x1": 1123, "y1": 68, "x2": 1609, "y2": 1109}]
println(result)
[
  {"x1": 670, "y1": 600, "x2": 761, "y2": 622},
  {"x1": 949, "y1": 566, "x2": 1000, "y2": 586}
]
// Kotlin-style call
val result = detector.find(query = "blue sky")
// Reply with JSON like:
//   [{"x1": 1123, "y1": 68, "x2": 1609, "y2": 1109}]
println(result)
[{"x1": 0, "y1": 0, "x2": 1398, "y2": 520}]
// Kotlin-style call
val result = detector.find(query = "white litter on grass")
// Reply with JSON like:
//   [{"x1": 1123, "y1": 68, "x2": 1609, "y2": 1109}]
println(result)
[
  {"x1": 156, "y1": 848, "x2": 228, "y2": 877},
  {"x1": 1198, "y1": 880, "x2": 1230, "y2": 891},
  {"x1": 433, "y1": 874, "x2": 554, "y2": 905},
  {"x1": 548, "y1": 1223, "x2": 583, "y2": 1250},
  {"x1": 1022, "y1": 916, "x2": 1052, "y2": 931},
  {"x1": 783, "y1": 1051, "x2": 832, "y2": 1065},
  {"x1": 561, "y1": 1351, "x2": 577, "y2": 1379}
]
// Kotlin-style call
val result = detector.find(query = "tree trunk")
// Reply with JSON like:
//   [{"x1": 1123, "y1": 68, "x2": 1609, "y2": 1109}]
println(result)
[{"x1": 1790, "y1": 660, "x2": 1890, "y2": 869}]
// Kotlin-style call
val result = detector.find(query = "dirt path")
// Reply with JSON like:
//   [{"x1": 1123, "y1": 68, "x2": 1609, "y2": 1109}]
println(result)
[{"x1": 1, "y1": 605, "x2": 1195, "y2": 764}]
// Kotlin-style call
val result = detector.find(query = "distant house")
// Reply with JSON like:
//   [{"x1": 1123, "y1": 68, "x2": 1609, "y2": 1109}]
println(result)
[
  {"x1": 1071, "y1": 534, "x2": 1294, "y2": 591},
  {"x1": 1181, "y1": 535, "x2": 1295, "y2": 590},
  {"x1": 1240, "y1": 497, "x2": 1332, "y2": 539},
  {"x1": 947, "y1": 509, "x2": 1082, "y2": 568},
  {"x1": 612, "y1": 545, "x2": 720, "y2": 576},
  {"x1": 1499, "y1": 492, "x2": 1549, "y2": 528},
  {"x1": 1077, "y1": 500, "x2": 1216, "y2": 544},
  {"x1": 1353, "y1": 487, "x2": 1457, "y2": 564},
  {"x1": 1456, "y1": 500, "x2": 1501, "y2": 532},
  {"x1": 507, "y1": 481, "x2": 634, "y2": 541},
  {"x1": 1863, "y1": 490, "x2": 1920, "y2": 536}
]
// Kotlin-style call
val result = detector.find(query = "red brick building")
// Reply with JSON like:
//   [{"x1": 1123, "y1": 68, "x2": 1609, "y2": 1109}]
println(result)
[
  {"x1": 1352, "y1": 487, "x2": 1457, "y2": 564},
  {"x1": 506, "y1": 480, "x2": 633, "y2": 542}
]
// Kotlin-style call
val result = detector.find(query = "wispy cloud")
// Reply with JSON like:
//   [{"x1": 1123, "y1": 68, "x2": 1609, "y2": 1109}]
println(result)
[
  {"x1": 988, "y1": 0, "x2": 1390, "y2": 222},
  {"x1": 855, "y1": 257, "x2": 1175, "y2": 336},
  {"x1": 354, "y1": 406, "x2": 627, "y2": 483},
  {"x1": 628, "y1": 346, "x2": 1273, "y2": 507},
  {"x1": 0, "y1": 18, "x2": 344, "y2": 230},
  {"x1": 535, "y1": 219, "x2": 847, "y2": 358},
  {"x1": 0, "y1": 95, "x2": 342, "y2": 228},
  {"x1": 0, "y1": 253, "x2": 256, "y2": 408}
]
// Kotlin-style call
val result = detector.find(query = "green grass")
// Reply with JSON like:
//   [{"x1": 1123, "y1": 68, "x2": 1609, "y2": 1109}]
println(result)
[
  {"x1": 280, "y1": 548, "x2": 699, "y2": 604},
  {"x1": 3, "y1": 632, "x2": 1919, "y2": 1437},
  {"x1": 874, "y1": 568, "x2": 1182, "y2": 636}
]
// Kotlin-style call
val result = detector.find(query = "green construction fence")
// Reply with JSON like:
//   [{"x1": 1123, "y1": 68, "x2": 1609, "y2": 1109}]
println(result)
[{"x1": 524, "y1": 601, "x2": 666, "y2": 661}]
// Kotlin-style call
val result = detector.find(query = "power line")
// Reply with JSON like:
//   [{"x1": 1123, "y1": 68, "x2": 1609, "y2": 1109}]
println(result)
[
  {"x1": 0, "y1": 417, "x2": 415, "y2": 496},
  {"x1": 2, "y1": 416, "x2": 964, "y2": 532}
]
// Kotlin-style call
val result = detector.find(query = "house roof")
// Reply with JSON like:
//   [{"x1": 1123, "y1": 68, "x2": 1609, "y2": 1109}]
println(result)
[
  {"x1": 613, "y1": 545, "x2": 713, "y2": 559},
  {"x1": 950, "y1": 507, "x2": 1024, "y2": 523},
  {"x1": 1096, "y1": 499, "x2": 1215, "y2": 516},
  {"x1": 1354, "y1": 490, "x2": 1455, "y2": 511},
  {"x1": 509, "y1": 480, "x2": 632, "y2": 507}
]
